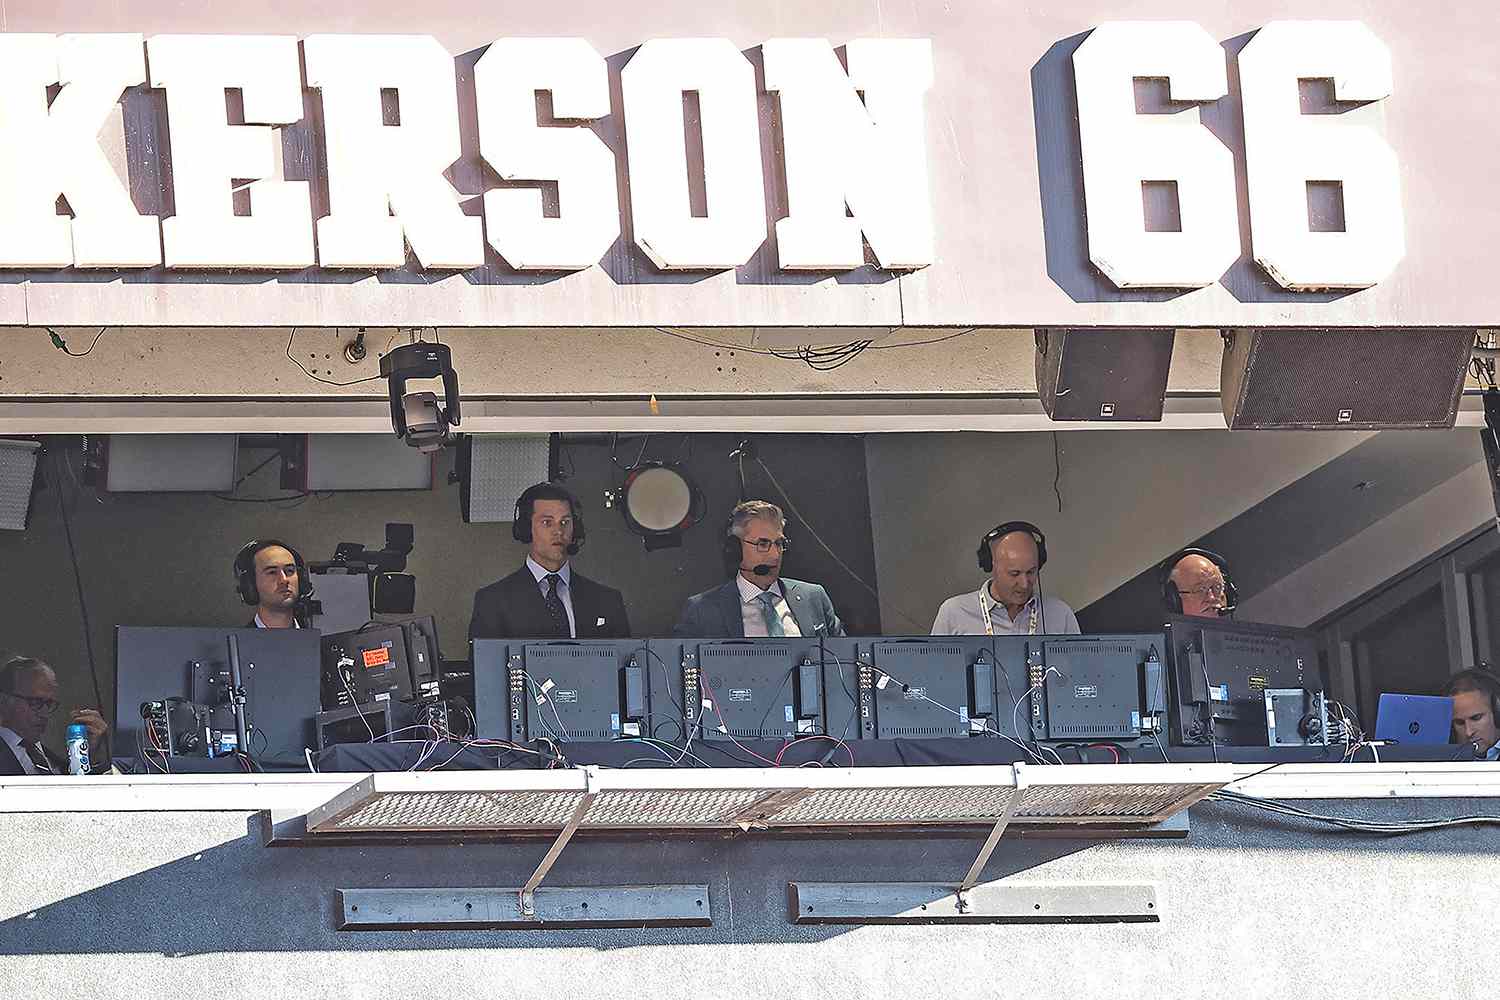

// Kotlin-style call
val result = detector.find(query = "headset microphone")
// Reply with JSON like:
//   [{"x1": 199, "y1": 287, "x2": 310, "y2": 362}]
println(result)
[{"x1": 749, "y1": 563, "x2": 773, "y2": 577}]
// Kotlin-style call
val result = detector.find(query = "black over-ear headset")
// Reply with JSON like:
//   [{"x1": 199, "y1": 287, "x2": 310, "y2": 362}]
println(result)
[
  {"x1": 977, "y1": 521, "x2": 1047, "y2": 573},
  {"x1": 1158, "y1": 547, "x2": 1237, "y2": 615},
  {"x1": 722, "y1": 510, "x2": 789, "y2": 577},
  {"x1": 1443, "y1": 669, "x2": 1500, "y2": 723},
  {"x1": 233, "y1": 539, "x2": 315, "y2": 607},
  {"x1": 513, "y1": 482, "x2": 586, "y2": 555}
]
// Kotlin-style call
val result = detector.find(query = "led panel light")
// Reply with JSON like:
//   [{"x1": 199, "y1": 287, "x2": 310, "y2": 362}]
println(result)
[
  {"x1": 0, "y1": 440, "x2": 40, "y2": 530},
  {"x1": 463, "y1": 434, "x2": 551, "y2": 523}
]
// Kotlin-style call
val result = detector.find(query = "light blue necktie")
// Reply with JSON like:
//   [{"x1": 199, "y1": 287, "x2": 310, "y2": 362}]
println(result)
[{"x1": 757, "y1": 591, "x2": 786, "y2": 637}]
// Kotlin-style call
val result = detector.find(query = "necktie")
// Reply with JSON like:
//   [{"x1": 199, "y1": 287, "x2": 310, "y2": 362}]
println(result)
[
  {"x1": 26, "y1": 741, "x2": 52, "y2": 775},
  {"x1": 544, "y1": 573, "x2": 571, "y2": 637},
  {"x1": 758, "y1": 591, "x2": 786, "y2": 637}
]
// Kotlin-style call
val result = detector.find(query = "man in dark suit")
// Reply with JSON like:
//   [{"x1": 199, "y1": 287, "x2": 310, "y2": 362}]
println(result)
[
  {"x1": 0, "y1": 655, "x2": 108, "y2": 776},
  {"x1": 674, "y1": 499, "x2": 845, "y2": 638},
  {"x1": 469, "y1": 482, "x2": 631, "y2": 640}
]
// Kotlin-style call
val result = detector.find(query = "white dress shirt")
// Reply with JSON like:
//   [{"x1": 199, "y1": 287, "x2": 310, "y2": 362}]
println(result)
[
  {"x1": 0, "y1": 725, "x2": 38, "y2": 775},
  {"x1": 737, "y1": 574, "x2": 802, "y2": 637},
  {"x1": 253, "y1": 613, "x2": 301, "y2": 629},
  {"x1": 930, "y1": 583, "x2": 1081, "y2": 636},
  {"x1": 528, "y1": 557, "x2": 577, "y2": 638}
]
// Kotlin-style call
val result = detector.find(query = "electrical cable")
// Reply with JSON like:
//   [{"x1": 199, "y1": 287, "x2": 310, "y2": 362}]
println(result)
[
  {"x1": 1051, "y1": 431, "x2": 1064, "y2": 513},
  {"x1": 51, "y1": 450, "x2": 108, "y2": 763},
  {"x1": 1198, "y1": 654, "x2": 1221, "y2": 763},
  {"x1": 337, "y1": 670, "x2": 378, "y2": 743},
  {"x1": 1207, "y1": 789, "x2": 1500, "y2": 836},
  {"x1": 774, "y1": 734, "x2": 854, "y2": 767},
  {"x1": 285, "y1": 327, "x2": 386, "y2": 387},
  {"x1": 47, "y1": 326, "x2": 109, "y2": 357},
  {"x1": 750, "y1": 454, "x2": 928, "y2": 632}
]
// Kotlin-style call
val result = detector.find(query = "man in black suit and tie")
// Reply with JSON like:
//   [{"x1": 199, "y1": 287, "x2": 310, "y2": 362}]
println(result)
[
  {"x1": 674, "y1": 499, "x2": 845, "y2": 639},
  {"x1": 0, "y1": 655, "x2": 109, "y2": 776},
  {"x1": 468, "y1": 482, "x2": 631, "y2": 640}
]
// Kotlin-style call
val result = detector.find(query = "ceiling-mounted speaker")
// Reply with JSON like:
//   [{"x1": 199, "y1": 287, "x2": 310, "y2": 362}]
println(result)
[
  {"x1": 1035, "y1": 328, "x2": 1176, "y2": 421},
  {"x1": 1221, "y1": 329, "x2": 1475, "y2": 430}
]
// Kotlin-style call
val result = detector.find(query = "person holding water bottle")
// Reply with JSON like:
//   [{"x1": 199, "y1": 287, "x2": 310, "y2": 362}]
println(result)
[{"x1": 0, "y1": 656, "x2": 109, "y2": 776}]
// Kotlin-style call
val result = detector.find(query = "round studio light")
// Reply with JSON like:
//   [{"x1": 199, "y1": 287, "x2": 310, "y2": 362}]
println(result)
[{"x1": 620, "y1": 463, "x2": 705, "y2": 549}]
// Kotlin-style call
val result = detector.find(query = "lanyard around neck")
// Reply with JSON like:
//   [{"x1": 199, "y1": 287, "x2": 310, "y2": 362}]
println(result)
[{"x1": 979, "y1": 585, "x2": 1038, "y2": 636}]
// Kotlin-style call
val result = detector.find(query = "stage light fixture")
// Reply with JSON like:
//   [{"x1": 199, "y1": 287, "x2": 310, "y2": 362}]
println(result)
[{"x1": 619, "y1": 462, "x2": 705, "y2": 550}]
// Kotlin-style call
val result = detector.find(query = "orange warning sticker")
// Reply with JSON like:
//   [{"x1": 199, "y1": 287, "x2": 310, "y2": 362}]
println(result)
[{"x1": 362, "y1": 646, "x2": 391, "y2": 669}]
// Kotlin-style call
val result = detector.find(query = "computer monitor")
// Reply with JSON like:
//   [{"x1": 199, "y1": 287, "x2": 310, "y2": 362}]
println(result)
[
  {"x1": 1029, "y1": 635, "x2": 1167, "y2": 742},
  {"x1": 683, "y1": 638, "x2": 824, "y2": 740},
  {"x1": 1163, "y1": 616, "x2": 1322, "y2": 747},
  {"x1": 861, "y1": 638, "x2": 999, "y2": 739},
  {"x1": 387, "y1": 614, "x2": 442, "y2": 700},
  {"x1": 472, "y1": 639, "x2": 650, "y2": 742},
  {"x1": 319, "y1": 624, "x2": 414, "y2": 710},
  {"x1": 114, "y1": 626, "x2": 320, "y2": 767}
]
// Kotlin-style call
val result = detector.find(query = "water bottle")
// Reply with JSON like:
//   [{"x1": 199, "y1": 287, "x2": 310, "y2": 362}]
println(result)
[{"x1": 66, "y1": 723, "x2": 91, "y2": 775}]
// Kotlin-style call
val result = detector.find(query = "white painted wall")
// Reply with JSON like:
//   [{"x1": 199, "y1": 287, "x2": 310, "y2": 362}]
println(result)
[
  {"x1": 864, "y1": 429, "x2": 1369, "y2": 631},
  {"x1": 1237, "y1": 461, "x2": 1493, "y2": 627}
]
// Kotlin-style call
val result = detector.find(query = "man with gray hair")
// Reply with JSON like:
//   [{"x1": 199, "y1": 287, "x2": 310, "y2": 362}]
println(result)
[
  {"x1": 673, "y1": 499, "x2": 845, "y2": 638},
  {"x1": 0, "y1": 656, "x2": 109, "y2": 776}
]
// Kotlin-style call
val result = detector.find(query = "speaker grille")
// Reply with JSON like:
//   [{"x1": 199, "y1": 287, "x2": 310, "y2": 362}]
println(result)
[
  {"x1": 1223, "y1": 329, "x2": 1473, "y2": 430},
  {"x1": 1036, "y1": 328, "x2": 1175, "y2": 422}
]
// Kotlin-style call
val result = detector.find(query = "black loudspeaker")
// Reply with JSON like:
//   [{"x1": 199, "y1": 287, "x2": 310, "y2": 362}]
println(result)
[
  {"x1": 1220, "y1": 329, "x2": 1475, "y2": 430},
  {"x1": 1035, "y1": 329, "x2": 1176, "y2": 422}
]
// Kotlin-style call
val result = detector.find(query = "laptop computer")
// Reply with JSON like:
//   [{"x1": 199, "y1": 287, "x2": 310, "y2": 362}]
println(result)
[{"x1": 1374, "y1": 693, "x2": 1454, "y2": 744}]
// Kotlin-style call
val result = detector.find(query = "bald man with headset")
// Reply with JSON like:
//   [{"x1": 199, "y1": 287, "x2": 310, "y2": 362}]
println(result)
[
  {"x1": 932, "y1": 522, "x2": 1080, "y2": 636},
  {"x1": 1160, "y1": 547, "x2": 1238, "y2": 619},
  {"x1": 469, "y1": 482, "x2": 630, "y2": 640}
]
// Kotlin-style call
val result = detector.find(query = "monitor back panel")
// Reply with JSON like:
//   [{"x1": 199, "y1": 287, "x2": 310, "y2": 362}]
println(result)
[
  {"x1": 863, "y1": 638, "x2": 997, "y2": 739},
  {"x1": 114, "y1": 626, "x2": 320, "y2": 766},
  {"x1": 515, "y1": 641, "x2": 645, "y2": 742},
  {"x1": 1164, "y1": 617, "x2": 1319, "y2": 746},
  {"x1": 1039, "y1": 637, "x2": 1146, "y2": 740},
  {"x1": 683, "y1": 640, "x2": 823, "y2": 740}
]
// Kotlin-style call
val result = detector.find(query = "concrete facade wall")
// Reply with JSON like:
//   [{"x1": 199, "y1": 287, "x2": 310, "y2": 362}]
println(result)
[{"x1": 0, "y1": 796, "x2": 1492, "y2": 998}]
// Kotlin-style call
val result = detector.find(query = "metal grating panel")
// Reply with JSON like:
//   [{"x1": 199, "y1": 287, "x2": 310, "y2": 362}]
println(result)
[
  {"x1": 1011, "y1": 765, "x2": 1231, "y2": 824},
  {"x1": 582, "y1": 788, "x2": 770, "y2": 827},
  {"x1": 304, "y1": 764, "x2": 1235, "y2": 836},
  {"x1": 316, "y1": 789, "x2": 587, "y2": 832},
  {"x1": 769, "y1": 785, "x2": 1016, "y2": 825},
  {"x1": 1016, "y1": 784, "x2": 1203, "y2": 821}
]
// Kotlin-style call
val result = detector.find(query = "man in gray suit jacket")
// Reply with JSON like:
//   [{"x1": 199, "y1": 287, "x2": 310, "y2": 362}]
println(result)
[{"x1": 674, "y1": 499, "x2": 846, "y2": 639}]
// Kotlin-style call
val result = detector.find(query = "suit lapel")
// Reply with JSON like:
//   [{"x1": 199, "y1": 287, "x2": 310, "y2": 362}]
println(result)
[
  {"x1": 570, "y1": 574, "x2": 597, "y2": 636},
  {"x1": 716, "y1": 580, "x2": 746, "y2": 638},
  {"x1": 781, "y1": 579, "x2": 813, "y2": 636},
  {"x1": 505, "y1": 568, "x2": 551, "y2": 636},
  {"x1": 0, "y1": 738, "x2": 25, "y2": 776}
]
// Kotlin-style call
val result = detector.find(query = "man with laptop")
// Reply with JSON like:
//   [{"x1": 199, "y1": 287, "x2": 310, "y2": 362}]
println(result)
[{"x1": 1442, "y1": 670, "x2": 1500, "y2": 760}]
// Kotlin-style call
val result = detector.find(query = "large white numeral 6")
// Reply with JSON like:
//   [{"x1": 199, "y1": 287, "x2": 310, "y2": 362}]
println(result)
[
  {"x1": 1073, "y1": 22, "x2": 1239, "y2": 289},
  {"x1": 1240, "y1": 21, "x2": 1405, "y2": 289}
]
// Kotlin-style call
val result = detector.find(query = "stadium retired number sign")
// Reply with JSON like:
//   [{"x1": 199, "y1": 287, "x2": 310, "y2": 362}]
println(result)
[{"x1": 0, "y1": 22, "x2": 1401, "y2": 292}]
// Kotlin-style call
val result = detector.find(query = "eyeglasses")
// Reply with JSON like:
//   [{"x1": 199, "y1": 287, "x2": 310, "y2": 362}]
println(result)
[
  {"x1": 743, "y1": 537, "x2": 789, "y2": 553},
  {"x1": 1, "y1": 690, "x2": 60, "y2": 716},
  {"x1": 1177, "y1": 582, "x2": 1227, "y2": 601}
]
